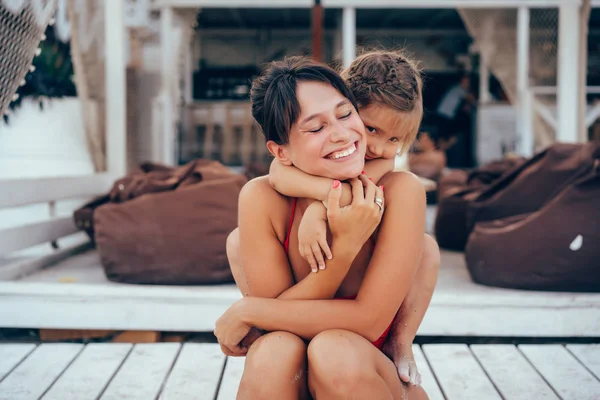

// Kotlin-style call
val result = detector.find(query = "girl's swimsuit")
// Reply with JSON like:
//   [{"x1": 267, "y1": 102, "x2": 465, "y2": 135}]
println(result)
[{"x1": 284, "y1": 198, "x2": 393, "y2": 351}]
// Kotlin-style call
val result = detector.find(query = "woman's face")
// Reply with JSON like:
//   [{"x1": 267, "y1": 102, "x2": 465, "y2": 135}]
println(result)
[{"x1": 283, "y1": 81, "x2": 367, "y2": 180}]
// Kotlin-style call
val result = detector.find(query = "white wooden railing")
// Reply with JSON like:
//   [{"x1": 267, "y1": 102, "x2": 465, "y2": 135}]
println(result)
[{"x1": 0, "y1": 174, "x2": 113, "y2": 257}]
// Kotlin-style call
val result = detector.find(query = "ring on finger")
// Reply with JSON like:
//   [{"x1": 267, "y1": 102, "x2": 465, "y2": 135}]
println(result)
[{"x1": 374, "y1": 197, "x2": 384, "y2": 212}]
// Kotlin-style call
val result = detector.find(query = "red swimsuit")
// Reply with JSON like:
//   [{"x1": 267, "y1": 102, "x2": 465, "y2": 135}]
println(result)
[{"x1": 284, "y1": 198, "x2": 393, "y2": 351}]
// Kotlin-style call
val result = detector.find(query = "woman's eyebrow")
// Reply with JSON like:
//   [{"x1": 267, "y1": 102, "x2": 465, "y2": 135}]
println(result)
[{"x1": 299, "y1": 100, "x2": 350, "y2": 125}]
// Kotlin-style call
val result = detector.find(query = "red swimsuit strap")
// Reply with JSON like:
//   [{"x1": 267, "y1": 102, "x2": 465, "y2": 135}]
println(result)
[{"x1": 283, "y1": 198, "x2": 297, "y2": 254}]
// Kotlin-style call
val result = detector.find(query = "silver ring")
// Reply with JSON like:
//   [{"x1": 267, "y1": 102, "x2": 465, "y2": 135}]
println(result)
[{"x1": 375, "y1": 197, "x2": 384, "y2": 212}]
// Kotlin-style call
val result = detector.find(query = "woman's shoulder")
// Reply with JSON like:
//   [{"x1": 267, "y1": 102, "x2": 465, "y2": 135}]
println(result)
[{"x1": 239, "y1": 175, "x2": 291, "y2": 211}]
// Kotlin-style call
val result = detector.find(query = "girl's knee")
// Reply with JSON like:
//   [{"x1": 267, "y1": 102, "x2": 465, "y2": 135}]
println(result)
[
  {"x1": 226, "y1": 228, "x2": 240, "y2": 261},
  {"x1": 422, "y1": 234, "x2": 441, "y2": 271}
]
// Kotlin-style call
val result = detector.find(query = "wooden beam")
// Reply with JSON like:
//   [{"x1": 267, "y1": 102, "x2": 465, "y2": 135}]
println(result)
[
  {"x1": 557, "y1": 1, "x2": 581, "y2": 143},
  {"x1": 0, "y1": 217, "x2": 78, "y2": 255},
  {"x1": 161, "y1": 6, "x2": 176, "y2": 165},
  {"x1": 105, "y1": 0, "x2": 127, "y2": 177},
  {"x1": 342, "y1": 7, "x2": 356, "y2": 69},
  {"x1": 516, "y1": 6, "x2": 533, "y2": 156},
  {"x1": 0, "y1": 174, "x2": 112, "y2": 210},
  {"x1": 311, "y1": 0, "x2": 323, "y2": 61}
]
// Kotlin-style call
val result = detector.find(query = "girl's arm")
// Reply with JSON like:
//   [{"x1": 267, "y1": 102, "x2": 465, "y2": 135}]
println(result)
[
  {"x1": 238, "y1": 176, "x2": 380, "y2": 301},
  {"x1": 269, "y1": 159, "x2": 353, "y2": 205},
  {"x1": 364, "y1": 158, "x2": 396, "y2": 183},
  {"x1": 220, "y1": 172, "x2": 425, "y2": 346}
]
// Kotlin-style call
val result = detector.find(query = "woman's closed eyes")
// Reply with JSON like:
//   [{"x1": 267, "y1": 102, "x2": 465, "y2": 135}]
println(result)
[{"x1": 308, "y1": 111, "x2": 354, "y2": 133}]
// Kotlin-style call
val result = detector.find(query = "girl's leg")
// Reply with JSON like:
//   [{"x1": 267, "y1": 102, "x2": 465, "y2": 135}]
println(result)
[
  {"x1": 238, "y1": 331, "x2": 310, "y2": 400},
  {"x1": 383, "y1": 234, "x2": 440, "y2": 384},
  {"x1": 308, "y1": 329, "x2": 429, "y2": 400}
]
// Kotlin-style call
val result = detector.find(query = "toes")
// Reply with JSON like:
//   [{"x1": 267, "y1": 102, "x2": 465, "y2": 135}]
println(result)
[{"x1": 397, "y1": 359, "x2": 411, "y2": 383}]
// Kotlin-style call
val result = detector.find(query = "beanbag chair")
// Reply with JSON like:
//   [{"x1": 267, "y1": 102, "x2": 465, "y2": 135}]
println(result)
[
  {"x1": 467, "y1": 142, "x2": 600, "y2": 233},
  {"x1": 93, "y1": 159, "x2": 246, "y2": 285},
  {"x1": 435, "y1": 157, "x2": 525, "y2": 251},
  {"x1": 465, "y1": 159, "x2": 600, "y2": 292}
]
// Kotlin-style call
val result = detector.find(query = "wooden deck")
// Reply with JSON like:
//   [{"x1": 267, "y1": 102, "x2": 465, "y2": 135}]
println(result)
[{"x1": 1, "y1": 342, "x2": 599, "y2": 399}]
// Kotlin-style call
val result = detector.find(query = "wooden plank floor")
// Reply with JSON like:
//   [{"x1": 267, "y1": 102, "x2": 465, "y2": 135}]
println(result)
[{"x1": 1, "y1": 343, "x2": 599, "y2": 399}]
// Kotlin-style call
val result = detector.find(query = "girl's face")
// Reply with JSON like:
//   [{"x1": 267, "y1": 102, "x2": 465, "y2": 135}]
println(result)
[
  {"x1": 277, "y1": 81, "x2": 367, "y2": 180},
  {"x1": 359, "y1": 104, "x2": 420, "y2": 160}
]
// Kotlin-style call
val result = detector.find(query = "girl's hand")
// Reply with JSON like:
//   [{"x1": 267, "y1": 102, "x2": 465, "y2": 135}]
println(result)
[
  {"x1": 327, "y1": 174, "x2": 384, "y2": 251},
  {"x1": 214, "y1": 299, "x2": 253, "y2": 357},
  {"x1": 298, "y1": 202, "x2": 332, "y2": 272}
]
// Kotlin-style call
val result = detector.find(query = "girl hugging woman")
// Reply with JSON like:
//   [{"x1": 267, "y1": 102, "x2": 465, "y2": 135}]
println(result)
[{"x1": 217, "y1": 51, "x2": 439, "y2": 400}]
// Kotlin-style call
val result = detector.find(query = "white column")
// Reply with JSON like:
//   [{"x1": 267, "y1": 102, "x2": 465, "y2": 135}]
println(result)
[
  {"x1": 478, "y1": 54, "x2": 491, "y2": 104},
  {"x1": 105, "y1": 0, "x2": 127, "y2": 176},
  {"x1": 516, "y1": 6, "x2": 533, "y2": 156},
  {"x1": 557, "y1": 2, "x2": 581, "y2": 143},
  {"x1": 342, "y1": 7, "x2": 356, "y2": 69},
  {"x1": 161, "y1": 6, "x2": 175, "y2": 165}
]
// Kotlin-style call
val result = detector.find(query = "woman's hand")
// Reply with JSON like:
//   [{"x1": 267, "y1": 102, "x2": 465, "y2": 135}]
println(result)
[
  {"x1": 327, "y1": 174, "x2": 384, "y2": 252},
  {"x1": 214, "y1": 299, "x2": 253, "y2": 357}
]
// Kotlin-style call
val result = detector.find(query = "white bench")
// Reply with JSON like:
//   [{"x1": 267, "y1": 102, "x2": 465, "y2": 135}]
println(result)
[{"x1": 1, "y1": 173, "x2": 599, "y2": 337}]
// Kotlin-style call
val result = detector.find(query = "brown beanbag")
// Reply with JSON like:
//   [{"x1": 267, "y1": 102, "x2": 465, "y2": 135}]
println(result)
[
  {"x1": 465, "y1": 160, "x2": 600, "y2": 292},
  {"x1": 94, "y1": 160, "x2": 246, "y2": 285},
  {"x1": 434, "y1": 157, "x2": 525, "y2": 251},
  {"x1": 467, "y1": 143, "x2": 600, "y2": 233}
]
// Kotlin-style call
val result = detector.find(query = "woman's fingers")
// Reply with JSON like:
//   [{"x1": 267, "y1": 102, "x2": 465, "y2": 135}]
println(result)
[
  {"x1": 350, "y1": 177, "x2": 365, "y2": 205},
  {"x1": 375, "y1": 185, "x2": 384, "y2": 213},
  {"x1": 362, "y1": 175, "x2": 377, "y2": 205},
  {"x1": 311, "y1": 243, "x2": 326, "y2": 270}
]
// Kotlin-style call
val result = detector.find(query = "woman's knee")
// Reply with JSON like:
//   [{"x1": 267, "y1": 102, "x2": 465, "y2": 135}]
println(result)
[
  {"x1": 240, "y1": 331, "x2": 308, "y2": 398},
  {"x1": 245, "y1": 331, "x2": 307, "y2": 377},
  {"x1": 308, "y1": 330, "x2": 368, "y2": 394}
]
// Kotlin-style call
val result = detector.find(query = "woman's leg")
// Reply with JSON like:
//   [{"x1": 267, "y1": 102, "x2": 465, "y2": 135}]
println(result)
[
  {"x1": 383, "y1": 234, "x2": 440, "y2": 384},
  {"x1": 238, "y1": 331, "x2": 310, "y2": 400},
  {"x1": 308, "y1": 329, "x2": 429, "y2": 400},
  {"x1": 227, "y1": 228, "x2": 250, "y2": 296}
]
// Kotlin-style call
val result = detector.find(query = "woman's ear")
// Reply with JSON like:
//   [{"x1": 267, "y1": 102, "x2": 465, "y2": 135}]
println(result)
[{"x1": 266, "y1": 141, "x2": 293, "y2": 166}]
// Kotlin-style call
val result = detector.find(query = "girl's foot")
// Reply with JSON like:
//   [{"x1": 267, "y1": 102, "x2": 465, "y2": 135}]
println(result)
[{"x1": 384, "y1": 340, "x2": 422, "y2": 385}]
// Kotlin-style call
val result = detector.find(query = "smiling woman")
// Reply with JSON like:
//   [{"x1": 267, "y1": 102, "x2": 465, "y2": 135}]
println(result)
[{"x1": 215, "y1": 56, "x2": 432, "y2": 400}]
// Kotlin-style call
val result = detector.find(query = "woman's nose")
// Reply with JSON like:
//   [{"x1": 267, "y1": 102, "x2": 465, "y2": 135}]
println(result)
[{"x1": 329, "y1": 124, "x2": 351, "y2": 143}]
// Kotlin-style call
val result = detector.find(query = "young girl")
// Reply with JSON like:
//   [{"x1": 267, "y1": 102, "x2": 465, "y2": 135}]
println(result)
[{"x1": 228, "y1": 50, "x2": 439, "y2": 386}]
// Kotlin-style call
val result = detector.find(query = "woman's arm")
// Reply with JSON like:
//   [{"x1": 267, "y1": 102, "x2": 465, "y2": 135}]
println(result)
[
  {"x1": 269, "y1": 159, "x2": 353, "y2": 205},
  {"x1": 238, "y1": 176, "x2": 379, "y2": 301},
  {"x1": 226, "y1": 172, "x2": 425, "y2": 343}
]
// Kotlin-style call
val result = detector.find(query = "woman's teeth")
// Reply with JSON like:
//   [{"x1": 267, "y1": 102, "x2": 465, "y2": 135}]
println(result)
[{"x1": 328, "y1": 143, "x2": 357, "y2": 160}]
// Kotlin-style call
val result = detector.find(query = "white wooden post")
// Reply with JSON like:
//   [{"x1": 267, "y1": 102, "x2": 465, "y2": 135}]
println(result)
[
  {"x1": 161, "y1": 6, "x2": 176, "y2": 165},
  {"x1": 557, "y1": 2, "x2": 581, "y2": 143},
  {"x1": 105, "y1": 0, "x2": 127, "y2": 177},
  {"x1": 478, "y1": 53, "x2": 491, "y2": 105},
  {"x1": 342, "y1": 7, "x2": 356, "y2": 69},
  {"x1": 516, "y1": 6, "x2": 533, "y2": 156}
]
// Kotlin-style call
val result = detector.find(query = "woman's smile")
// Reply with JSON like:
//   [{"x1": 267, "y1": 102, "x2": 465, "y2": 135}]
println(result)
[{"x1": 326, "y1": 141, "x2": 359, "y2": 160}]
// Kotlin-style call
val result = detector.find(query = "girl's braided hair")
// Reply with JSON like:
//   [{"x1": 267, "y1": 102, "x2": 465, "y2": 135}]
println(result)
[{"x1": 341, "y1": 49, "x2": 423, "y2": 152}]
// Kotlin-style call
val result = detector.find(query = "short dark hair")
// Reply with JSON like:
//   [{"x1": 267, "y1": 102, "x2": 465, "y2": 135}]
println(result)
[{"x1": 251, "y1": 56, "x2": 358, "y2": 145}]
